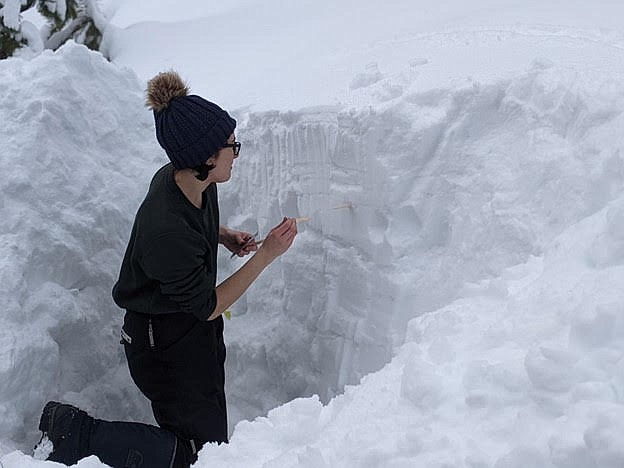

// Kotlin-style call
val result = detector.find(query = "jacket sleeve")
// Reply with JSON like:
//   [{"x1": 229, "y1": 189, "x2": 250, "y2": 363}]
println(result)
[{"x1": 140, "y1": 231, "x2": 217, "y2": 321}]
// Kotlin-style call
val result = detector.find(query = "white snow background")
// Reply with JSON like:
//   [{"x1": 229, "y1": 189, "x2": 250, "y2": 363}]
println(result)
[{"x1": 2, "y1": 1, "x2": 624, "y2": 467}]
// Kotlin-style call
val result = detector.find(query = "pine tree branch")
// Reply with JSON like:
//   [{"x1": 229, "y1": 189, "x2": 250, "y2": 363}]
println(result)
[
  {"x1": 82, "y1": 0, "x2": 106, "y2": 32},
  {"x1": 21, "y1": 0, "x2": 37, "y2": 13},
  {"x1": 44, "y1": 14, "x2": 89, "y2": 50}
]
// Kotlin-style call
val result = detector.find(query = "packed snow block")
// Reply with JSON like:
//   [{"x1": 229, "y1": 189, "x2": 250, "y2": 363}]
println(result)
[
  {"x1": 494, "y1": 446, "x2": 550, "y2": 468},
  {"x1": 587, "y1": 197, "x2": 624, "y2": 268},
  {"x1": 524, "y1": 346, "x2": 578, "y2": 394},
  {"x1": 211, "y1": 395, "x2": 325, "y2": 467},
  {"x1": 570, "y1": 381, "x2": 617, "y2": 405},
  {"x1": 0, "y1": 326, "x2": 58, "y2": 437},
  {"x1": 548, "y1": 434, "x2": 595, "y2": 468},
  {"x1": 400, "y1": 355, "x2": 443, "y2": 410},
  {"x1": 462, "y1": 360, "x2": 526, "y2": 409},
  {"x1": 296, "y1": 446, "x2": 329, "y2": 468},
  {"x1": 349, "y1": 62, "x2": 383, "y2": 90},
  {"x1": 569, "y1": 303, "x2": 623, "y2": 349},
  {"x1": 583, "y1": 411, "x2": 624, "y2": 468},
  {"x1": 405, "y1": 309, "x2": 460, "y2": 345},
  {"x1": 264, "y1": 396, "x2": 323, "y2": 445}
]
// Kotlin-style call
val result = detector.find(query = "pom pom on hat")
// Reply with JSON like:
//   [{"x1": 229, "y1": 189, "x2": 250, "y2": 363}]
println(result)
[
  {"x1": 146, "y1": 71, "x2": 189, "y2": 112},
  {"x1": 146, "y1": 70, "x2": 236, "y2": 169}
]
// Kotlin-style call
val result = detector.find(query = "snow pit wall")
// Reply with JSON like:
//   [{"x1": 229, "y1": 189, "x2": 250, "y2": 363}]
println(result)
[
  {"x1": 2, "y1": 43, "x2": 624, "y2": 457},
  {"x1": 221, "y1": 64, "x2": 624, "y2": 420}
]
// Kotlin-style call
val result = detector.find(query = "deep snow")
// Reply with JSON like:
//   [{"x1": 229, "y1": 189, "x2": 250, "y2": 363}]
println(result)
[
  {"x1": 2, "y1": 1, "x2": 624, "y2": 467},
  {"x1": 100, "y1": 0, "x2": 624, "y2": 111}
]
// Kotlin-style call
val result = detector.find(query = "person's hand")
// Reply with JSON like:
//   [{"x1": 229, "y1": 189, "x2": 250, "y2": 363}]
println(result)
[
  {"x1": 221, "y1": 228, "x2": 258, "y2": 257},
  {"x1": 259, "y1": 217, "x2": 298, "y2": 261}
]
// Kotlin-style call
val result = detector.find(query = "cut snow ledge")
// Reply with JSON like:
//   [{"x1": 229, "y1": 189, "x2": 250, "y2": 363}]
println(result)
[{"x1": 2, "y1": 43, "x2": 624, "y2": 467}]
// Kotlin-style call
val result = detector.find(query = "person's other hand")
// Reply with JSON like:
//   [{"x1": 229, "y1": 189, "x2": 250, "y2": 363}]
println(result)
[{"x1": 223, "y1": 229, "x2": 258, "y2": 257}]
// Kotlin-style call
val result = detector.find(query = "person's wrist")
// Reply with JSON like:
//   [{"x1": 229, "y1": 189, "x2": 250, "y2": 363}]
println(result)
[
  {"x1": 254, "y1": 246, "x2": 275, "y2": 266},
  {"x1": 219, "y1": 227, "x2": 231, "y2": 243}
]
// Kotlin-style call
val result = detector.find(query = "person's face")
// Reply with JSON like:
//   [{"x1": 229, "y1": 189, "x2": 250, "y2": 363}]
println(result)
[{"x1": 207, "y1": 133, "x2": 239, "y2": 182}]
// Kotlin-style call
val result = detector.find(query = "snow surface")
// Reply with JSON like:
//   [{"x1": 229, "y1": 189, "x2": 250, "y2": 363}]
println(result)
[
  {"x1": 2, "y1": 1, "x2": 624, "y2": 467},
  {"x1": 99, "y1": 0, "x2": 624, "y2": 111}
]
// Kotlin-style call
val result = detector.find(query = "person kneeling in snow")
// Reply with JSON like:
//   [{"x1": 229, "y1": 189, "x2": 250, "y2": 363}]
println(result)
[{"x1": 37, "y1": 71, "x2": 298, "y2": 468}]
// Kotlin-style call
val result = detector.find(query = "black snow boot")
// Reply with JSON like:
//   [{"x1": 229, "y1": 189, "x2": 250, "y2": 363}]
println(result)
[
  {"x1": 38, "y1": 401, "x2": 93, "y2": 465},
  {"x1": 38, "y1": 400, "x2": 179, "y2": 468}
]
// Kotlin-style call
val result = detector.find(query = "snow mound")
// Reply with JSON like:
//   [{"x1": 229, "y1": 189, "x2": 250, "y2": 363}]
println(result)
[
  {"x1": 197, "y1": 196, "x2": 624, "y2": 467},
  {"x1": 0, "y1": 42, "x2": 162, "y2": 453}
]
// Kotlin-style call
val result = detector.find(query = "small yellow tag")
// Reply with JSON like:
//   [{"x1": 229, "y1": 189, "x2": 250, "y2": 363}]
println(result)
[{"x1": 224, "y1": 310, "x2": 232, "y2": 320}]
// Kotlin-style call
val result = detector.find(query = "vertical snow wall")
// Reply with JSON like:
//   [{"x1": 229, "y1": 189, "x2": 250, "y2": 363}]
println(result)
[
  {"x1": 1, "y1": 44, "x2": 624, "y2": 453},
  {"x1": 220, "y1": 63, "x2": 624, "y2": 421}
]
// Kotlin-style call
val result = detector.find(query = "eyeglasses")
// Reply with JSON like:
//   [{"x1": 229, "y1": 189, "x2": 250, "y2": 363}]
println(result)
[{"x1": 222, "y1": 141, "x2": 241, "y2": 156}]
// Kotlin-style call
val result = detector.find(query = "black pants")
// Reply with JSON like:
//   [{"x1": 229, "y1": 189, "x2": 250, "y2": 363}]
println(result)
[{"x1": 122, "y1": 311, "x2": 228, "y2": 454}]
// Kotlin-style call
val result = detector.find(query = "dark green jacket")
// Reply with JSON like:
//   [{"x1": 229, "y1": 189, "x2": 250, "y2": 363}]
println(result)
[{"x1": 113, "y1": 163, "x2": 219, "y2": 321}]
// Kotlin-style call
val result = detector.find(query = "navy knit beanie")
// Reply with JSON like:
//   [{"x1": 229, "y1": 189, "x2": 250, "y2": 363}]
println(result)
[{"x1": 146, "y1": 71, "x2": 236, "y2": 169}]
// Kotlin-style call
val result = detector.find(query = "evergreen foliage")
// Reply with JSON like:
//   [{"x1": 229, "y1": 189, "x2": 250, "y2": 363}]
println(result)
[
  {"x1": 0, "y1": 28, "x2": 23, "y2": 59},
  {"x1": 0, "y1": 0, "x2": 104, "y2": 59}
]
